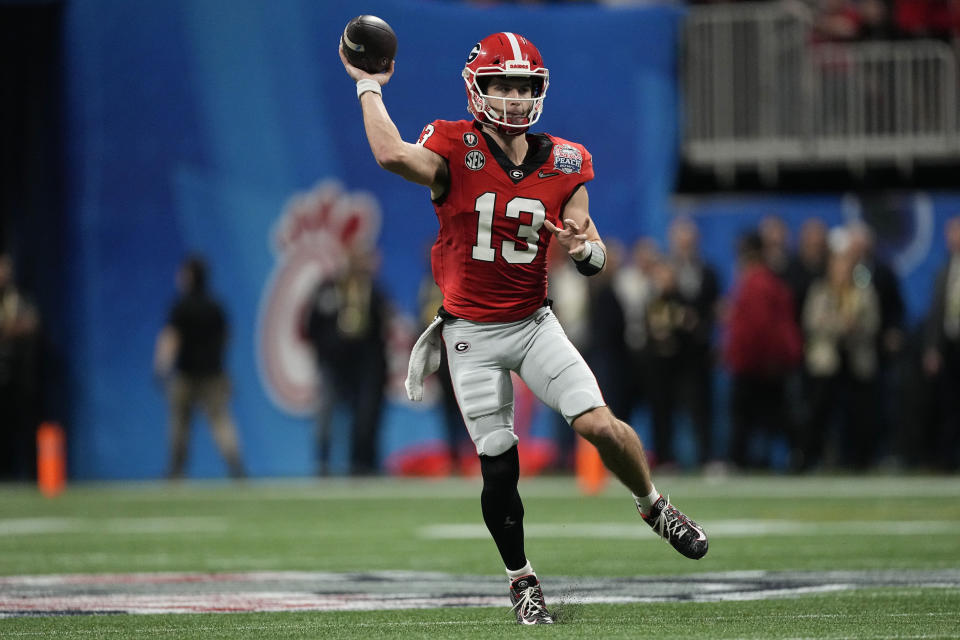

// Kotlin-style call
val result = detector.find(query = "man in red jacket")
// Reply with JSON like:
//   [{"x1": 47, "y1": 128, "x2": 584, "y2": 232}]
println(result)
[{"x1": 724, "y1": 232, "x2": 803, "y2": 470}]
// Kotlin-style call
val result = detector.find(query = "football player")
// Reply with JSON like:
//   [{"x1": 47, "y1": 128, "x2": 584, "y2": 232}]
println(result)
[{"x1": 340, "y1": 31, "x2": 708, "y2": 625}]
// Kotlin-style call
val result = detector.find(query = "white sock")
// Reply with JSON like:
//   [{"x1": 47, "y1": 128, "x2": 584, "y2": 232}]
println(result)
[
  {"x1": 507, "y1": 561, "x2": 534, "y2": 581},
  {"x1": 633, "y1": 486, "x2": 660, "y2": 516}
]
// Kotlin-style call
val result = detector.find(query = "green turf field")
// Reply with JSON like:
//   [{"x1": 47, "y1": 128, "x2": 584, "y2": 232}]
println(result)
[{"x1": 1, "y1": 474, "x2": 959, "y2": 638}]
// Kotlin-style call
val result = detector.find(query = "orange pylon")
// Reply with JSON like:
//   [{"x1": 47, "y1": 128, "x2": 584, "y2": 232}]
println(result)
[
  {"x1": 575, "y1": 434, "x2": 607, "y2": 495},
  {"x1": 37, "y1": 422, "x2": 66, "y2": 497}
]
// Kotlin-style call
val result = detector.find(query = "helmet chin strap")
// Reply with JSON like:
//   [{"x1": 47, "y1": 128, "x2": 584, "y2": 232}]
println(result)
[
  {"x1": 496, "y1": 122, "x2": 529, "y2": 136},
  {"x1": 484, "y1": 106, "x2": 530, "y2": 136}
]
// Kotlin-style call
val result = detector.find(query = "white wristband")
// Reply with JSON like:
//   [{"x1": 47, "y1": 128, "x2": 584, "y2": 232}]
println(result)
[
  {"x1": 573, "y1": 240, "x2": 605, "y2": 275},
  {"x1": 572, "y1": 241, "x2": 592, "y2": 262},
  {"x1": 356, "y1": 78, "x2": 382, "y2": 99}
]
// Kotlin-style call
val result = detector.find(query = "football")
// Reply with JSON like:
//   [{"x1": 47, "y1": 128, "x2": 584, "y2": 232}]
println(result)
[{"x1": 341, "y1": 15, "x2": 397, "y2": 74}]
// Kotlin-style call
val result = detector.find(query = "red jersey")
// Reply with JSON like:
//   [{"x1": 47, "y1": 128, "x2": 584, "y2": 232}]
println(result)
[{"x1": 417, "y1": 119, "x2": 594, "y2": 322}]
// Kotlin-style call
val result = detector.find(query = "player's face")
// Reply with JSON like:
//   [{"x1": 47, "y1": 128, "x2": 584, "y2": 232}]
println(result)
[{"x1": 484, "y1": 76, "x2": 534, "y2": 124}]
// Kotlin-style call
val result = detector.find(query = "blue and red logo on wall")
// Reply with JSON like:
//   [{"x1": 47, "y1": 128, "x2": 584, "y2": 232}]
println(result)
[{"x1": 256, "y1": 180, "x2": 382, "y2": 416}]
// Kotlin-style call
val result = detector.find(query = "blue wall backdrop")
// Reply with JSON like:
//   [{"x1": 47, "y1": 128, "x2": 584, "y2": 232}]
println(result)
[
  {"x1": 61, "y1": 0, "x2": 682, "y2": 479},
  {"x1": 59, "y1": 0, "x2": 959, "y2": 479}
]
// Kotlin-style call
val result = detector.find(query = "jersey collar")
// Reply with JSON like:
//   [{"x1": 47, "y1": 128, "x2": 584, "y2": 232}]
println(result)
[{"x1": 476, "y1": 123, "x2": 554, "y2": 184}]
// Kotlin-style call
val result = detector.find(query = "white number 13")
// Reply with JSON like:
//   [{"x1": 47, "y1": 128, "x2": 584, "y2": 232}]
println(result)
[{"x1": 471, "y1": 193, "x2": 546, "y2": 264}]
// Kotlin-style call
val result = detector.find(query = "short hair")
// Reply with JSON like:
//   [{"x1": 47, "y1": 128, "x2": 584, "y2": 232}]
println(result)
[
  {"x1": 737, "y1": 230, "x2": 764, "y2": 260},
  {"x1": 183, "y1": 255, "x2": 208, "y2": 292}
]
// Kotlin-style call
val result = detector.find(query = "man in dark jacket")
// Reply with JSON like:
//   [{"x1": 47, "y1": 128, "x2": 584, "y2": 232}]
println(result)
[
  {"x1": 305, "y1": 249, "x2": 388, "y2": 476},
  {"x1": 154, "y1": 255, "x2": 245, "y2": 479}
]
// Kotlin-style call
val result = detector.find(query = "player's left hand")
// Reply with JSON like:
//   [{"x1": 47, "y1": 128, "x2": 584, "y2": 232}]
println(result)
[{"x1": 544, "y1": 218, "x2": 589, "y2": 260}]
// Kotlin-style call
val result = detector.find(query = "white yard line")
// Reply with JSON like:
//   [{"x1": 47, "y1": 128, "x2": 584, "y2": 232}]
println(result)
[{"x1": 0, "y1": 517, "x2": 228, "y2": 536}]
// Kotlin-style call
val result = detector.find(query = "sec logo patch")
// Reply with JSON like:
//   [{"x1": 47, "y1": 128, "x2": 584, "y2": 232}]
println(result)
[{"x1": 465, "y1": 150, "x2": 485, "y2": 171}]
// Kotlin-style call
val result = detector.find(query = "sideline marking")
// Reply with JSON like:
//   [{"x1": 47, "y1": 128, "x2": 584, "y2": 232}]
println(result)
[
  {"x1": 419, "y1": 520, "x2": 959, "y2": 539},
  {"x1": 0, "y1": 517, "x2": 228, "y2": 536},
  {"x1": 1, "y1": 569, "x2": 958, "y2": 617}
]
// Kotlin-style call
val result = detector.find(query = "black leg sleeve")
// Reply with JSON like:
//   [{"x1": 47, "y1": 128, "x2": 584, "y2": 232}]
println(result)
[{"x1": 479, "y1": 445, "x2": 526, "y2": 571}]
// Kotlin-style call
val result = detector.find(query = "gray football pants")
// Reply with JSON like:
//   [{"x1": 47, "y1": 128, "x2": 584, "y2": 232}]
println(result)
[{"x1": 441, "y1": 306, "x2": 605, "y2": 457}]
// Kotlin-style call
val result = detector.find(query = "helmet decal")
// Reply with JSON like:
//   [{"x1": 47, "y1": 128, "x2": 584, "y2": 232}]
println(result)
[
  {"x1": 466, "y1": 42, "x2": 481, "y2": 64},
  {"x1": 502, "y1": 32, "x2": 524, "y2": 60}
]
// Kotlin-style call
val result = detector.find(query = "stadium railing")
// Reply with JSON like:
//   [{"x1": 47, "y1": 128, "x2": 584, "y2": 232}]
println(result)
[{"x1": 682, "y1": 0, "x2": 960, "y2": 182}]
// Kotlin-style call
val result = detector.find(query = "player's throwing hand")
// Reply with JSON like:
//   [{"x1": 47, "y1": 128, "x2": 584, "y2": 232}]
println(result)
[{"x1": 338, "y1": 45, "x2": 395, "y2": 85}]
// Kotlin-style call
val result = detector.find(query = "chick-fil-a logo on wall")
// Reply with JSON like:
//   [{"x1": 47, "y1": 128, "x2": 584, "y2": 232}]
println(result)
[{"x1": 256, "y1": 180, "x2": 381, "y2": 416}]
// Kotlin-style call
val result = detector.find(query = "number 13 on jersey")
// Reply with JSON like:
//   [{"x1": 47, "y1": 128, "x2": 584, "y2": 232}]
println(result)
[{"x1": 471, "y1": 192, "x2": 547, "y2": 265}]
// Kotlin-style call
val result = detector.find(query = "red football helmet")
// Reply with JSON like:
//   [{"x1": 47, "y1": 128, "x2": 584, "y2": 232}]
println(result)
[{"x1": 461, "y1": 32, "x2": 550, "y2": 136}]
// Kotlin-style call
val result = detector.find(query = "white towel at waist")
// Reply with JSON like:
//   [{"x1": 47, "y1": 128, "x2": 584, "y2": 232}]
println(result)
[{"x1": 404, "y1": 314, "x2": 444, "y2": 401}]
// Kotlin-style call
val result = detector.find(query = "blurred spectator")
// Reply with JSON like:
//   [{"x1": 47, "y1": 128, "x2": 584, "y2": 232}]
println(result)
[
  {"x1": 759, "y1": 214, "x2": 792, "y2": 279},
  {"x1": 921, "y1": 216, "x2": 960, "y2": 470},
  {"x1": 781, "y1": 217, "x2": 831, "y2": 448},
  {"x1": 784, "y1": 217, "x2": 830, "y2": 322},
  {"x1": 846, "y1": 221, "x2": 905, "y2": 464},
  {"x1": 810, "y1": 0, "x2": 896, "y2": 41},
  {"x1": 0, "y1": 253, "x2": 41, "y2": 480},
  {"x1": 667, "y1": 218, "x2": 721, "y2": 466},
  {"x1": 583, "y1": 240, "x2": 630, "y2": 423},
  {"x1": 895, "y1": 0, "x2": 960, "y2": 40},
  {"x1": 846, "y1": 222, "x2": 905, "y2": 355},
  {"x1": 417, "y1": 274, "x2": 470, "y2": 472},
  {"x1": 643, "y1": 258, "x2": 686, "y2": 468},
  {"x1": 305, "y1": 249, "x2": 388, "y2": 476},
  {"x1": 723, "y1": 232, "x2": 803, "y2": 470},
  {"x1": 858, "y1": 0, "x2": 896, "y2": 39},
  {"x1": 153, "y1": 255, "x2": 245, "y2": 480},
  {"x1": 615, "y1": 237, "x2": 659, "y2": 358},
  {"x1": 800, "y1": 245, "x2": 881, "y2": 470},
  {"x1": 612, "y1": 237, "x2": 660, "y2": 426},
  {"x1": 812, "y1": 0, "x2": 862, "y2": 42},
  {"x1": 644, "y1": 219, "x2": 723, "y2": 471},
  {"x1": 759, "y1": 213, "x2": 808, "y2": 455}
]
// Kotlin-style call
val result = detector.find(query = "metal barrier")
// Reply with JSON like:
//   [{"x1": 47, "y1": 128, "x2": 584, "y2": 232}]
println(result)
[{"x1": 683, "y1": 1, "x2": 960, "y2": 179}]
